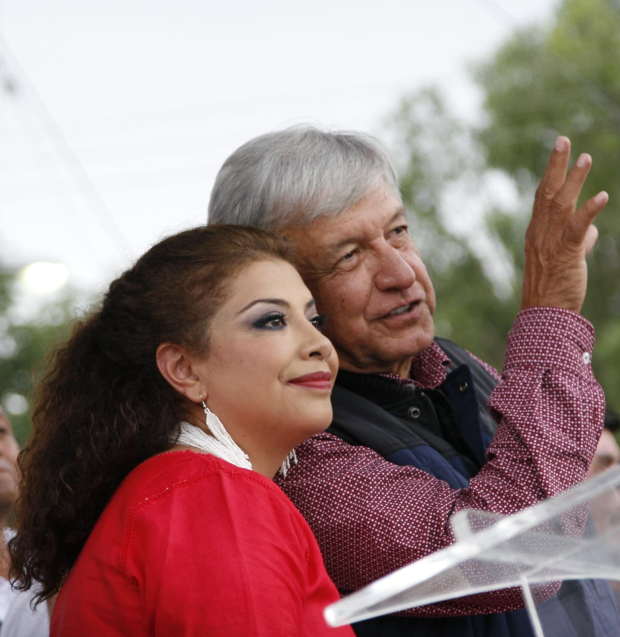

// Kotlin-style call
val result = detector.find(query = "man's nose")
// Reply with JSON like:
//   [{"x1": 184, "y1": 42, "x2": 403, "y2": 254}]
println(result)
[{"x1": 374, "y1": 245, "x2": 416, "y2": 291}]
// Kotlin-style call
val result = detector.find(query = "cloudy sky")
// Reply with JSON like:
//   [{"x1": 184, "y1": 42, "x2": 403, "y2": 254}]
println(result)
[{"x1": 0, "y1": 0, "x2": 558, "y2": 296}]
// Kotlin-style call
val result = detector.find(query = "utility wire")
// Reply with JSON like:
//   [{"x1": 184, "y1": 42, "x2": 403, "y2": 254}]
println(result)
[
  {"x1": 0, "y1": 32, "x2": 131, "y2": 253},
  {"x1": 0, "y1": 91, "x2": 106, "y2": 263},
  {"x1": 0, "y1": 83, "x2": 603, "y2": 139}
]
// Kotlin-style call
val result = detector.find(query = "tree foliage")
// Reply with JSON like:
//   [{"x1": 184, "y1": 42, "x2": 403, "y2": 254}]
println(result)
[
  {"x1": 387, "y1": 0, "x2": 620, "y2": 408},
  {"x1": 476, "y1": 0, "x2": 620, "y2": 409}
]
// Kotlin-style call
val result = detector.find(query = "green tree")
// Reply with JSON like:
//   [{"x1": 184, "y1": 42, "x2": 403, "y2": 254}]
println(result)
[
  {"x1": 0, "y1": 270, "x2": 74, "y2": 444},
  {"x1": 475, "y1": 0, "x2": 620, "y2": 408}
]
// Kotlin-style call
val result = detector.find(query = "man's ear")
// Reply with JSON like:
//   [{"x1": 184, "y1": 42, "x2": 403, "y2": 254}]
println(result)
[{"x1": 156, "y1": 343, "x2": 205, "y2": 403}]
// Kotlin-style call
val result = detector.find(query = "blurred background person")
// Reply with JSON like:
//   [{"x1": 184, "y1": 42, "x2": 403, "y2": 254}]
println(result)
[
  {"x1": 0, "y1": 406, "x2": 20, "y2": 624},
  {"x1": 0, "y1": 406, "x2": 48, "y2": 637},
  {"x1": 587, "y1": 406, "x2": 620, "y2": 535},
  {"x1": 587, "y1": 406, "x2": 620, "y2": 608},
  {"x1": 588, "y1": 407, "x2": 620, "y2": 479}
]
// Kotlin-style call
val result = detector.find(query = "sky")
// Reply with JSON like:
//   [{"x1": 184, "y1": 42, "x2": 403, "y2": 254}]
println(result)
[{"x1": 0, "y1": 0, "x2": 560, "y2": 298}]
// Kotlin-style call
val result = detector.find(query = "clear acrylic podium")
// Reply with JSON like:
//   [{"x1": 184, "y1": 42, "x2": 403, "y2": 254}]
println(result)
[{"x1": 324, "y1": 466, "x2": 620, "y2": 636}]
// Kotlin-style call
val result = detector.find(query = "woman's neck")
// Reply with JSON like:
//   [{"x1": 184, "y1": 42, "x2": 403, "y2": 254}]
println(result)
[
  {"x1": 176, "y1": 413, "x2": 291, "y2": 480},
  {"x1": 169, "y1": 441, "x2": 285, "y2": 479}
]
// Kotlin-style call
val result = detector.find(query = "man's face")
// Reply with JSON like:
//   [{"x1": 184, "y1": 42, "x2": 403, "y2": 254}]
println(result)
[
  {"x1": 285, "y1": 185, "x2": 436, "y2": 377},
  {"x1": 588, "y1": 429, "x2": 620, "y2": 478},
  {"x1": 0, "y1": 411, "x2": 19, "y2": 512}
]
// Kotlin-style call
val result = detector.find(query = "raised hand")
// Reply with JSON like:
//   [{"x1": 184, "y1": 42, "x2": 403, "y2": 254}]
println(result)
[{"x1": 521, "y1": 136, "x2": 609, "y2": 314}]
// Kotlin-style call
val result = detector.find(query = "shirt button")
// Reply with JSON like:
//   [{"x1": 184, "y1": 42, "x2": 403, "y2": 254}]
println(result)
[
  {"x1": 408, "y1": 406, "x2": 421, "y2": 419},
  {"x1": 459, "y1": 381, "x2": 469, "y2": 394},
  {"x1": 583, "y1": 352, "x2": 591, "y2": 364}
]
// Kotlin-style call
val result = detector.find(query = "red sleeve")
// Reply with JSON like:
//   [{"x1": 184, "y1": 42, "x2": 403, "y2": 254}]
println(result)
[
  {"x1": 276, "y1": 307, "x2": 605, "y2": 617},
  {"x1": 119, "y1": 467, "x2": 340, "y2": 636}
]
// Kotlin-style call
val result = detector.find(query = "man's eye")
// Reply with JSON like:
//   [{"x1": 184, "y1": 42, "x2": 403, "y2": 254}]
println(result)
[
  {"x1": 392, "y1": 225, "x2": 408, "y2": 236},
  {"x1": 310, "y1": 313, "x2": 328, "y2": 332},
  {"x1": 340, "y1": 249, "x2": 358, "y2": 263}
]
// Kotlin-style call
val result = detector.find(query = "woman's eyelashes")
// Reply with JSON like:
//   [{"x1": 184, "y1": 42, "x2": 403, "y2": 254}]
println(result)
[
  {"x1": 252, "y1": 311, "x2": 287, "y2": 330},
  {"x1": 251, "y1": 311, "x2": 328, "y2": 332}
]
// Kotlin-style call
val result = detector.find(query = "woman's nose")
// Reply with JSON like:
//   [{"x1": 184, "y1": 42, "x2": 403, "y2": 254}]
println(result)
[{"x1": 303, "y1": 325, "x2": 334, "y2": 361}]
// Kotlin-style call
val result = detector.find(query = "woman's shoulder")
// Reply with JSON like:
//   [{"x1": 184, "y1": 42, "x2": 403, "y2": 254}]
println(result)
[
  {"x1": 114, "y1": 451, "x2": 296, "y2": 518},
  {"x1": 113, "y1": 452, "x2": 314, "y2": 567}
]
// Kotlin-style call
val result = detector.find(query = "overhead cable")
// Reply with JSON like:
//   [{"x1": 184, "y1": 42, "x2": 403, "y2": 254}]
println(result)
[{"x1": 0, "y1": 32, "x2": 131, "y2": 253}]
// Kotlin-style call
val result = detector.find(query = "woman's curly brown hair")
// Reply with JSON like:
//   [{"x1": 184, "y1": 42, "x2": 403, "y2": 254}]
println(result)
[{"x1": 9, "y1": 224, "x2": 293, "y2": 603}]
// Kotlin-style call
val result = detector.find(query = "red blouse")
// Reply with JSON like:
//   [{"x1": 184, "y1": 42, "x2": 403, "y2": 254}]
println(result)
[{"x1": 52, "y1": 451, "x2": 353, "y2": 636}]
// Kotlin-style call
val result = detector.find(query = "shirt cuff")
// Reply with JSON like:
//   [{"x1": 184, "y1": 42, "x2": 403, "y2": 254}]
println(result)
[{"x1": 504, "y1": 306, "x2": 595, "y2": 375}]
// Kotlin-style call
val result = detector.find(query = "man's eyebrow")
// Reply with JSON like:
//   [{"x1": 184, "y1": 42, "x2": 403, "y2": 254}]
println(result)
[
  {"x1": 237, "y1": 298, "x2": 290, "y2": 314},
  {"x1": 323, "y1": 206, "x2": 407, "y2": 256},
  {"x1": 389, "y1": 207, "x2": 407, "y2": 224}
]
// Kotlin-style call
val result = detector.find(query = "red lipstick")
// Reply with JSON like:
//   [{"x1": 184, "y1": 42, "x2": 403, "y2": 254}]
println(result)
[{"x1": 287, "y1": 371, "x2": 333, "y2": 390}]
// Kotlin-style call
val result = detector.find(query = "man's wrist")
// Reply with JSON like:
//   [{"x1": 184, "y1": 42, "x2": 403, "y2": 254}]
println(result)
[{"x1": 504, "y1": 306, "x2": 595, "y2": 375}]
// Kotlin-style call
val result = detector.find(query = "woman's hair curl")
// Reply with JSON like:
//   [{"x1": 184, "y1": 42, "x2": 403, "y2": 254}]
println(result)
[{"x1": 9, "y1": 224, "x2": 293, "y2": 603}]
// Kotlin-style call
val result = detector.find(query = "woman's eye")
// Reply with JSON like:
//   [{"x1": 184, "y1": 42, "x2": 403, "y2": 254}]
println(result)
[
  {"x1": 310, "y1": 313, "x2": 328, "y2": 332},
  {"x1": 253, "y1": 313, "x2": 287, "y2": 329}
]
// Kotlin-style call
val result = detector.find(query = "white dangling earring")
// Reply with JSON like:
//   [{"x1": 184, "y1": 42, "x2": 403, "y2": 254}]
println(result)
[
  {"x1": 280, "y1": 448, "x2": 298, "y2": 477},
  {"x1": 200, "y1": 396, "x2": 252, "y2": 468},
  {"x1": 173, "y1": 395, "x2": 252, "y2": 470}
]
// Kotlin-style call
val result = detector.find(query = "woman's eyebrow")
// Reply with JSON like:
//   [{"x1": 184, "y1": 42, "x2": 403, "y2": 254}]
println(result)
[{"x1": 237, "y1": 298, "x2": 290, "y2": 315}]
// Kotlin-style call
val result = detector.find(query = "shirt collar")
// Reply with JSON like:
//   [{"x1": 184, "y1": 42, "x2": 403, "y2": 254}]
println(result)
[{"x1": 379, "y1": 340, "x2": 452, "y2": 390}]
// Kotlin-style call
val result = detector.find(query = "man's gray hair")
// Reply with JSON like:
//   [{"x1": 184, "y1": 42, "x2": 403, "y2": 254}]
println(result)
[{"x1": 208, "y1": 126, "x2": 401, "y2": 231}]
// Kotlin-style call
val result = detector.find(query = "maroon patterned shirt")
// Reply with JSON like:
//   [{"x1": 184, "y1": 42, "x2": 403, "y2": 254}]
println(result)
[{"x1": 275, "y1": 307, "x2": 605, "y2": 617}]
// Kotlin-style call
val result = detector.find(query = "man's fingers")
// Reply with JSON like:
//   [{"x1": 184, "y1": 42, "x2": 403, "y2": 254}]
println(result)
[
  {"x1": 535, "y1": 136, "x2": 571, "y2": 205},
  {"x1": 565, "y1": 191, "x2": 609, "y2": 245},
  {"x1": 550, "y1": 153, "x2": 593, "y2": 219},
  {"x1": 584, "y1": 225, "x2": 599, "y2": 257}
]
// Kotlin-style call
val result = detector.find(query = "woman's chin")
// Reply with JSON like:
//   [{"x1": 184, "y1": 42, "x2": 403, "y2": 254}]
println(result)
[{"x1": 293, "y1": 412, "x2": 334, "y2": 443}]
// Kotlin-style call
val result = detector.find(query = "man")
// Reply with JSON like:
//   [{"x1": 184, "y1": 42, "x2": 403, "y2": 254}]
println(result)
[
  {"x1": 0, "y1": 406, "x2": 21, "y2": 628},
  {"x1": 0, "y1": 407, "x2": 48, "y2": 636},
  {"x1": 588, "y1": 408, "x2": 620, "y2": 479},
  {"x1": 208, "y1": 127, "x2": 617, "y2": 636}
]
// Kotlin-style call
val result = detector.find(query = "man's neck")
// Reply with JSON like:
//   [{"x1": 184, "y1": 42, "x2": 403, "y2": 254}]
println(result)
[{"x1": 339, "y1": 358, "x2": 414, "y2": 380}]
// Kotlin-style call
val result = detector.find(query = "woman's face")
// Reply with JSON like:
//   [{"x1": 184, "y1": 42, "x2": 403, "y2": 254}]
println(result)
[{"x1": 192, "y1": 259, "x2": 338, "y2": 455}]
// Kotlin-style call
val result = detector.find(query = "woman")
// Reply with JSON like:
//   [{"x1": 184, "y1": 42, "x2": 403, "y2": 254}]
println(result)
[{"x1": 10, "y1": 225, "x2": 354, "y2": 636}]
